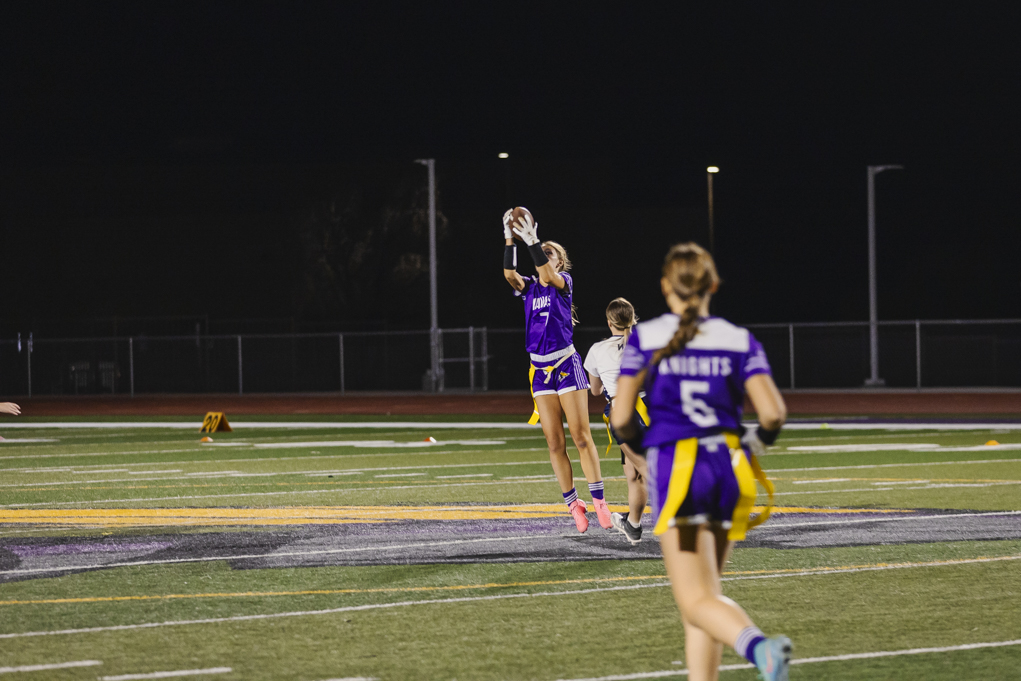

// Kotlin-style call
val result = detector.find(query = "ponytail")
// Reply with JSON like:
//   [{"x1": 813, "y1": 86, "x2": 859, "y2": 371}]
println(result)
[
  {"x1": 649, "y1": 243, "x2": 720, "y2": 367},
  {"x1": 650, "y1": 293, "x2": 703, "y2": 366}
]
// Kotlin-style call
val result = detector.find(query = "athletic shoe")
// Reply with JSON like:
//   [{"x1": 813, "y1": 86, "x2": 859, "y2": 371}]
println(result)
[
  {"x1": 610, "y1": 512, "x2": 642, "y2": 545},
  {"x1": 569, "y1": 499, "x2": 589, "y2": 533},
  {"x1": 592, "y1": 497, "x2": 613, "y2": 529},
  {"x1": 753, "y1": 636, "x2": 792, "y2": 681}
]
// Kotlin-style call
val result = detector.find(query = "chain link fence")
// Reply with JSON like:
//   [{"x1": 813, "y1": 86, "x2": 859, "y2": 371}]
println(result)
[{"x1": 2, "y1": 320, "x2": 1020, "y2": 395}]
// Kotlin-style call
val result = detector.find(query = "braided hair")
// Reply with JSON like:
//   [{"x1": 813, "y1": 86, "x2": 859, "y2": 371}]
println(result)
[{"x1": 649, "y1": 243, "x2": 720, "y2": 367}]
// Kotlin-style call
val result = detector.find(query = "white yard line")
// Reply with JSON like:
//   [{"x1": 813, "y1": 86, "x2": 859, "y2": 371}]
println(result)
[
  {"x1": 4, "y1": 420, "x2": 1021, "y2": 431},
  {"x1": 0, "y1": 449, "x2": 200, "y2": 462},
  {"x1": 0, "y1": 439, "x2": 58, "y2": 444},
  {"x1": 0, "y1": 660, "x2": 102, "y2": 674},
  {"x1": 785, "y1": 443, "x2": 941, "y2": 452},
  {"x1": 764, "y1": 510, "x2": 1021, "y2": 530},
  {"x1": 775, "y1": 457, "x2": 1021, "y2": 472},
  {"x1": 436, "y1": 474, "x2": 493, "y2": 479},
  {"x1": 0, "y1": 476, "x2": 621, "y2": 509},
  {"x1": 772, "y1": 481, "x2": 1021, "y2": 496},
  {"x1": 0, "y1": 447, "x2": 552, "y2": 474},
  {"x1": 560, "y1": 639, "x2": 1021, "y2": 680},
  {"x1": 99, "y1": 668, "x2": 231, "y2": 680},
  {"x1": 253, "y1": 439, "x2": 506, "y2": 449},
  {"x1": 2, "y1": 555, "x2": 1017, "y2": 640},
  {"x1": 0, "y1": 457, "x2": 601, "y2": 490},
  {"x1": 0, "y1": 422, "x2": 541, "y2": 430}
]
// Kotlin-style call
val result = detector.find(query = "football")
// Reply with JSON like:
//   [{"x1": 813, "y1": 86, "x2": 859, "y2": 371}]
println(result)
[{"x1": 510, "y1": 206, "x2": 533, "y2": 240}]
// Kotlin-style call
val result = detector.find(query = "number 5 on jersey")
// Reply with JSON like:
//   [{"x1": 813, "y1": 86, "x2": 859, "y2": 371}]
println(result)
[{"x1": 681, "y1": 380, "x2": 719, "y2": 428}]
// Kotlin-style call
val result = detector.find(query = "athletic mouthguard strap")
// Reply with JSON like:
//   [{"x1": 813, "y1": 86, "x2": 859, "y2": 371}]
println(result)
[
  {"x1": 756, "y1": 425, "x2": 781, "y2": 446},
  {"x1": 527, "y1": 242, "x2": 549, "y2": 267},
  {"x1": 504, "y1": 245, "x2": 517, "y2": 270}
]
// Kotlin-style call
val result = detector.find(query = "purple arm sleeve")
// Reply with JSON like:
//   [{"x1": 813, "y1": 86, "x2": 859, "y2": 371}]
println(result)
[
  {"x1": 741, "y1": 333, "x2": 773, "y2": 382},
  {"x1": 619, "y1": 330, "x2": 650, "y2": 376}
]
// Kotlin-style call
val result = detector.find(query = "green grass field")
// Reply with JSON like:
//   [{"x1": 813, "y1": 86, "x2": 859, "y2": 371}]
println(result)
[{"x1": 1, "y1": 418, "x2": 1019, "y2": 680}]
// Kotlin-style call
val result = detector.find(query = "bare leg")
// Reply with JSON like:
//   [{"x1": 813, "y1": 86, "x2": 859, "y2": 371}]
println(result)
[
  {"x1": 660, "y1": 525, "x2": 755, "y2": 680},
  {"x1": 559, "y1": 389, "x2": 602, "y2": 483},
  {"x1": 682, "y1": 616, "x2": 724, "y2": 681},
  {"x1": 621, "y1": 443, "x2": 648, "y2": 525},
  {"x1": 534, "y1": 394, "x2": 573, "y2": 493}
]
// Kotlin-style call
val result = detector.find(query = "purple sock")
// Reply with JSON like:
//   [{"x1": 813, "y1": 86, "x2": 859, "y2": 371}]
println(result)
[
  {"x1": 736, "y1": 626, "x2": 766, "y2": 664},
  {"x1": 588, "y1": 481, "x2": 604, "y2": 500},
  {"x1": 563, "y1": 488, "x2": 578, "y2": 506}
]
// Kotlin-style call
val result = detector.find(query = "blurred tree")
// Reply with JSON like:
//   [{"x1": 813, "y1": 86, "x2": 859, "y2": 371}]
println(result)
[{"x1": 294, "y1": 171, "x2": 448, "y2": 328}]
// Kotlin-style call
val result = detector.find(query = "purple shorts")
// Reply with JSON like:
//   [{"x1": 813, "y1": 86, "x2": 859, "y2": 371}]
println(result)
[
  {"x1": 646, "y1": 433, "x2": 756, "y2": 537},
  {"x1": 530, "y1": 351, "x2": 589, "y2": 397}
]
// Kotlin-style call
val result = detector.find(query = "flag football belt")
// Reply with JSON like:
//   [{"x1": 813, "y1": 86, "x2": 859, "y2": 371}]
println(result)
[
  {"x1": 652, "y1": 431, "x2": 775, "y2": 541},
  {"x1": 601, "y1": 396, "x2": 651, "y2": 456},
  {"x1": 526, "y1": 347, "x2": 577, "y2": 425}
]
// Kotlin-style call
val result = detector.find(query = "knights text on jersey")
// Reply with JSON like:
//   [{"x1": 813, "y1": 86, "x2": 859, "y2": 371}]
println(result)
[
  {"x1": 583, "y1": 334, "x2": 628, "y2": 400},
  {"x1": 619, "y1": 315, "x2": 772, "y2": 446},
  {"x1": 514, "y1": 273, "x2": 575, "y2": 356}
]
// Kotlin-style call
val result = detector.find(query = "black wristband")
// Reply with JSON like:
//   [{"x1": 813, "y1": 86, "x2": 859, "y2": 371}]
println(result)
[
  {"x1": 756, "y1": 425, "x2": 781, "y2": 446},
  {"x1": 527, "y1": 242, "x2": 549, "y2": 267},
  {"x1": 503, "y1": 245, "x2": 517, "y2": 270}
]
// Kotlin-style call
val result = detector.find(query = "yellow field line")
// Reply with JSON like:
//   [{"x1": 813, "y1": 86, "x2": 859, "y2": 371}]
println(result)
[
  {"x1": 0, "y1": 505, "x2": 912, "y2": 526},
  {"x1": 2, "y1": 554, "x2": 1016, "y2": 607}
]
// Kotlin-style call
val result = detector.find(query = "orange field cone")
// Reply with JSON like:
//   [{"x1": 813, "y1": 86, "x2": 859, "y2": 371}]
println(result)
[
  {"x1": 423, "y1": 436, "x2": 437, "y2": 443},
  {"x1": 985, "y1": 440, "x2": 1000, "y2": 446},
  {"x1": 201, "y1": 436, "x2": 214, "y2": 443}
]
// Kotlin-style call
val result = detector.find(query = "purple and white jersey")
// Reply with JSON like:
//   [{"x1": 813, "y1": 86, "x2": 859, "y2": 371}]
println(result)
[
  {"x1": 619, "y1": 315, "x2": 772, "y2": 447},
  {"x1": 514, "y1": 273, "x2": 575, "y2": 359}
]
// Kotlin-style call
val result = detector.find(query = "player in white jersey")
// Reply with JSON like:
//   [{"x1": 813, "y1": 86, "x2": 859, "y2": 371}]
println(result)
[{"x1": 583, "y1": 298, "x2": 650, "y2": 544}]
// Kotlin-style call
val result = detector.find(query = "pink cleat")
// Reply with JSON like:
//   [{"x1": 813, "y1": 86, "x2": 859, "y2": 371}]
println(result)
[
  {"x1": 569, "y1": 499, "x2": 589, "y2": 533},
  {"x1": 592, "y1": 497, "x2": 613, "y2": 529}
]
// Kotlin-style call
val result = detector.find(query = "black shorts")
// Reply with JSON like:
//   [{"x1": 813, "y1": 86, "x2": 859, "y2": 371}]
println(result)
[{"x1": 603, "y1": 401, "x2": 648, "y2": 465}]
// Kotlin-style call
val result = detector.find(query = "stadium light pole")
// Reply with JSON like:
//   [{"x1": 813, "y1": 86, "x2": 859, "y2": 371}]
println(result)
[
  {"x1": 707, "y1": 166, "x2": 719, "y2": 255},
  {"x1": 415, "y1": 158, "x2": 441, "y2": 392},
  {"x1": 865, "y1": 164, "x2": 903, "y2": 387}
]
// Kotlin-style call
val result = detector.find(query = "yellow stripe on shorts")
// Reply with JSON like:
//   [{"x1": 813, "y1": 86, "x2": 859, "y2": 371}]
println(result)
[{"x1": 652, "y1": 437, "x2": 699, "y2": 536}]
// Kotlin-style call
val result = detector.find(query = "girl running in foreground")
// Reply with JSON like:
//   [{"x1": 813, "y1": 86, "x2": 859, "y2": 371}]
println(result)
[
  {"x1": 584, "y1": 297, "x2": 649, "y2": 544},
  {"x1": 611, "y1": 243, "x2": 791, "y2": 681},
  {"x1": 503, "y1": 209, "x2": 611, "y2": 533}
]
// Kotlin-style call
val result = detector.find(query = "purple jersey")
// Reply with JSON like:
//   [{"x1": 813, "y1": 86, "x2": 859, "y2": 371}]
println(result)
[
  {"x1": 514, "y1": 273, "x2": 575, "y2": 358},
  {"x1": 619, "y1": 315, "x2": 772, "y2": 447}
]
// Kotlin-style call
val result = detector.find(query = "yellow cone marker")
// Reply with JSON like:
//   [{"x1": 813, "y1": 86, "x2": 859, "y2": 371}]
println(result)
[
  {"x1": 985, "y1": 440, "x2": 1000, "y2": 446},
  {"x1": 201, "y1": 436, "x2": 213, "y2": 443}
]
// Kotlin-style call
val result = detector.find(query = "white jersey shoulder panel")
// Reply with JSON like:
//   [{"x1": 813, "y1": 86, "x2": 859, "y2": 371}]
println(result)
[
  {"x1": 636, "y1": 314, "x2": 680, "y2": 351},
  {"x1": 686, "y1": 317, "x2": 750, "y2": 352}
]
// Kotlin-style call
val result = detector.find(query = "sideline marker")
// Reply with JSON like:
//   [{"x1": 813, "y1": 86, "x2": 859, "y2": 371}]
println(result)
[
  {"x1": 986, "y1": 440, "x2": 1000, "y2": 446},
  {"x1": 200, "y1": 412, "x2": 233, "y2": 433}
]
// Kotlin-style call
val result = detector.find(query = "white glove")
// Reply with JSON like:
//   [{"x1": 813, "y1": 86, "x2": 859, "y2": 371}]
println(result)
[
  {"x1": 740, "y1": 427, "x2": 767, "y2": 458},
  {"x1": 511, "y1": 212, "x2": 540, "y2": 246},
  {"x1": 502, "y1": 209, "x2": 515, "y2": 240}
]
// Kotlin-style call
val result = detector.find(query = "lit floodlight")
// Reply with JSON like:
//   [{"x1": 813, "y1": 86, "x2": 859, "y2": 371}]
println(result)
[
  {"x1": 498, "y1": 152, "x2": 509, "y2": 159},
  {"x1": 707, "y1": 166, "x2": 719, "y2": 173}
]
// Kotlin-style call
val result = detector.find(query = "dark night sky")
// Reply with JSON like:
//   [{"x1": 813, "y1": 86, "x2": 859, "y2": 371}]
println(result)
[{"x1": 2, "y1": 3, "x2": 1020, "y2": 333}]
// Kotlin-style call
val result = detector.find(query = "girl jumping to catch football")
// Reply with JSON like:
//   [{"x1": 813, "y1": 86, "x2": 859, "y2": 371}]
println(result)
[{"x1": 502, "y1": 208, "x2": 611, "y2": 533}]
